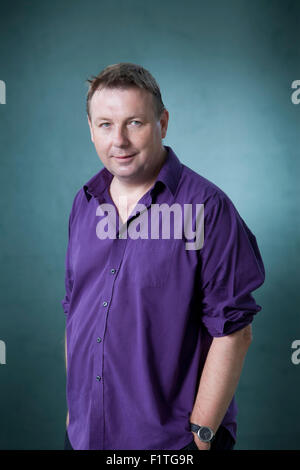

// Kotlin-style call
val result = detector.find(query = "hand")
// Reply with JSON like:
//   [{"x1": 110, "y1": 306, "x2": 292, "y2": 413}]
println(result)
[{"x1": 193, "y1": 434, "x2": 211, "y2": 450}]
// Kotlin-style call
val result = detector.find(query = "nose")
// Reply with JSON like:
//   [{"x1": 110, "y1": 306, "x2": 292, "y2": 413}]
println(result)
[{"x1": 112, "y1": 124, "x2": 130, "y2": 147}]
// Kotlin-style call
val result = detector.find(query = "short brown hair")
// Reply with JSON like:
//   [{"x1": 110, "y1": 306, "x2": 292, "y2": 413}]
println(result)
[{"x1": 86, "y1": 63, "x2": 165, "y2": 120}]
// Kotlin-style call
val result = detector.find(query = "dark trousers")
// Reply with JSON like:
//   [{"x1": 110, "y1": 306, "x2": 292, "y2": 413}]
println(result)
[{"x1": 64, "y1": 425, "x2": 235, "y2": 450}]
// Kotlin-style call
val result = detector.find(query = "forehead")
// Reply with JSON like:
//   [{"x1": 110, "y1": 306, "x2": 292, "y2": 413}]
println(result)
[{"x1": 90, "y1": 86, "x2": 154, "y2": 119}]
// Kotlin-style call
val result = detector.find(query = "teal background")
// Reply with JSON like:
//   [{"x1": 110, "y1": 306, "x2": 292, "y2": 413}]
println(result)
[{"x1": 0, "y1": 0, "x2": 299, "y2": 450}]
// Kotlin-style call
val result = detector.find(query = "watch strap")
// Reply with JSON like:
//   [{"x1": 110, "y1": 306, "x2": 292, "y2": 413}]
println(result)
[{"x1": 190, "y1": 423, "x2": 201, "y2": 433}]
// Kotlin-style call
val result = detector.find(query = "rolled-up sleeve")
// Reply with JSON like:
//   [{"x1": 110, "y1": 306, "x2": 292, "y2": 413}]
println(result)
[{"x1": 199, "y1": 191, "x2": 265, "y2": 337}]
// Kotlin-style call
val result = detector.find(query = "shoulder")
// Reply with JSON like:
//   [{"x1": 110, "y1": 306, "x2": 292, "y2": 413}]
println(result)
[
  {"x1": 176, "y1": 164, "x2": 245, "y2": 240},
  {"x1": 178, "y1": 163, "x2": 236, "y2": 210},
  {"x1": 68, "y1": 186, "x2": 87, "y2": 225}
]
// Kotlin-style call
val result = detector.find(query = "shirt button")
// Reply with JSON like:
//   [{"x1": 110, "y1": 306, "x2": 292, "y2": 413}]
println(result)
[
  {"x1": 103, "y1": 301, "x2": 108, "y2": 307},
  {"x1": 110, "y1": 268, "x2": 116, "y2": 274},
  {"x1": 97, "y1": 337, "x2": 102, "y2": 343},
  {"x1": 96, "y1": 375, "x2": 101, "y2": 381}
]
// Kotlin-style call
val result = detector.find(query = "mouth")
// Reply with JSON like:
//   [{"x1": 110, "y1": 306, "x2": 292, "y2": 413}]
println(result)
[{"x1": 112, "y1": 153, "x2": 136, "y2": 160}]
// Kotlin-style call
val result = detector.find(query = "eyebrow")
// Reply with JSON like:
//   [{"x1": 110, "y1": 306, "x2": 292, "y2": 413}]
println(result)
[{"x1": 94, "y1": 115, "x2": 146, "y2": 123}]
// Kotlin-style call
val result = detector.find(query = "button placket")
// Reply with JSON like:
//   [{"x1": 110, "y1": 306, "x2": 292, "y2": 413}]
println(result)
[{"x1": 92, "y1": 234, "x2": 128, "y2": 449}]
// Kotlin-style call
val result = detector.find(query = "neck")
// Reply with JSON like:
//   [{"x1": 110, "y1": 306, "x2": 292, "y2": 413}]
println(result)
[{"x1": 111, "y1": 147, "x2": 167, "y2": 197}]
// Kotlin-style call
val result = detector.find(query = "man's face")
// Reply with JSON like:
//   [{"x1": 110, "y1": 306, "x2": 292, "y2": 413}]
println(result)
[{"x1": 87, "y1": 86, "x2": 169, "y2": 186}]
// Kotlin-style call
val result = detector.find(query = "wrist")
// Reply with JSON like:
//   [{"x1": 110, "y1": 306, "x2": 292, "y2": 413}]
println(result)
[
  {"x1": 190, "y1": 422, "x2": 216, "y2": 444},
  {"x1": 192, "y1": 434, "x2": 211, "y2": 450}
]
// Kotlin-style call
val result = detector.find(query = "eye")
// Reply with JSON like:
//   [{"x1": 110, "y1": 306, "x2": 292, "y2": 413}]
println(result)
[
  {"x1": 130, "y1": 120, "x2": 142, "y2": 126},
  {"x1": 99, "y1": 122, "x2": 110, "y2": 128}
]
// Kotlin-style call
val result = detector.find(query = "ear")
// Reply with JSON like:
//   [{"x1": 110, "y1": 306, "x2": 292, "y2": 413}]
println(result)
[
  {"x1": 160, "y1": 109, "x2": 169, "y2": 139},
  {"x1": 87, "y1": 115, "x2": 94, "y2": 143}
]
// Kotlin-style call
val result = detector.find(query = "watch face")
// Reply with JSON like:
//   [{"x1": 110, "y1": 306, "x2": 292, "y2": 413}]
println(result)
[{"x1": 198, "y1": 427, "x2": 213, "y2": 442}]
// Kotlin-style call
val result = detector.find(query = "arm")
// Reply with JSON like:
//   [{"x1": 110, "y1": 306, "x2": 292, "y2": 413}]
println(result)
[
  {"x1": 189, "y1": 323, "x2": 253, "y2": 450},
  {"x1": 62, "y1": 193, "x2": 79, "y2": 430},
  {"x1": 65, "y1": 331, "x2": 69, "y2": 428}
]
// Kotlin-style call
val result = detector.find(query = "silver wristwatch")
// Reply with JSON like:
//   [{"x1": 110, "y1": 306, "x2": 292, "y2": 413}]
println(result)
[{"x1": 190, "y1": 422, "x2": 215, "y2": 443}]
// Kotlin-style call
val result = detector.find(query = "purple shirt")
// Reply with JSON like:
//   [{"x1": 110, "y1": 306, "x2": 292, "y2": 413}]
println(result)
[{"x1": 62, "y1": 145, "x2": 265, "y2": 450}]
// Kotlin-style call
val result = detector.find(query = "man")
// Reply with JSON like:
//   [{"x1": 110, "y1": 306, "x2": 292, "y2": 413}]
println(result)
[{"x1": 62, "y1": 63, "x2": 265, "y2": 450}]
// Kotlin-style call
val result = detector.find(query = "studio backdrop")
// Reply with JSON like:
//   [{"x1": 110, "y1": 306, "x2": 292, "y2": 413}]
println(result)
[{"x1": 0, "y1": 0, "x2": 299, "y2": 450}]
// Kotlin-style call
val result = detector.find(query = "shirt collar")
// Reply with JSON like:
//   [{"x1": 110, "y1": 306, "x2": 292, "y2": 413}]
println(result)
[{"x1": 83, "y1": 145, "x2": 183, "y2": 202}]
